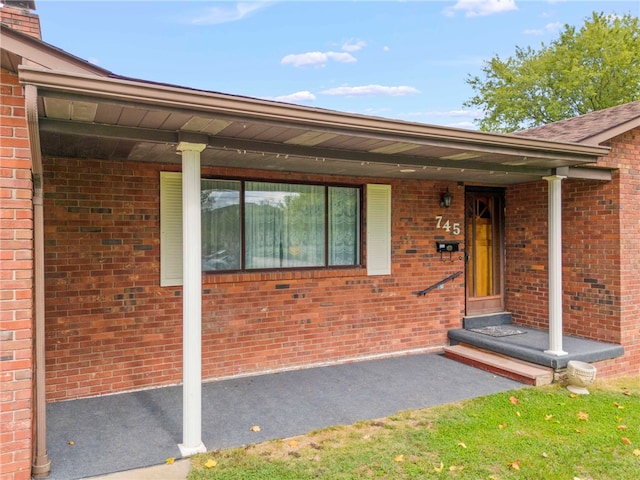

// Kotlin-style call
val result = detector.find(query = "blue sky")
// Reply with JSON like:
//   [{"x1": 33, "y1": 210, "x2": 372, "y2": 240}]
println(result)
[{"x1": 36, "y1": 1, "x2": 638, "y2": 129}]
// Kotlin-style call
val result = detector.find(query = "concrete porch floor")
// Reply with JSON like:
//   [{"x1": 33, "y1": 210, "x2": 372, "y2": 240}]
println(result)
[
  {"x1": 448, "y1": 325, "x2": 624, "y2": 369},
  {"x1": 45, "y1": 353, "x2": 523, "y2": 480}
]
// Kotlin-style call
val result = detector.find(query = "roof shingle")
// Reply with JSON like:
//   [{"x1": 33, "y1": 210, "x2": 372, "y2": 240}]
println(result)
[{"x1": 513, "y1": 101, "x2": 640, "y2": 145}]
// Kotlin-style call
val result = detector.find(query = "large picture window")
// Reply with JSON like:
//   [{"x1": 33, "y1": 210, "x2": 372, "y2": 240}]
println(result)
[
  {"x1": 200, "y1": 179, "x2": 360, "y2": 272},
  {"x1": 160, "y1": 172, "x2": 389, "y2": 286}
]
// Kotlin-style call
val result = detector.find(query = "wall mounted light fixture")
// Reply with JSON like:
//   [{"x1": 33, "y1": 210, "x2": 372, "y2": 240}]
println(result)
[{"x1": 440, "y1": 187, "x2": 453, "y2": 208}]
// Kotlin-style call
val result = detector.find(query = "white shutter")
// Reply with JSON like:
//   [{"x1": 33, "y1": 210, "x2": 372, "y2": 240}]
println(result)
[
  {"x1": 366, "y1": 184, "x2": 391, "y2": 275},
  {"x1": 160, "y1": 172, "x2": 183, "y2": 286}
]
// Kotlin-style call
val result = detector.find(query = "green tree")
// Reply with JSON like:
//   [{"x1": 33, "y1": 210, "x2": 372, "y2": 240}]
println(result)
[{"x1": 465, "y1": 12, "x2": 640, "y2": 132}]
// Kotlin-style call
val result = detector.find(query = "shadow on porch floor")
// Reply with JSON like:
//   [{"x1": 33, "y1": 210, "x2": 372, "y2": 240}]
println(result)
[
  {"x1": 448, "y1": 325, "x2": 624, "y2": 370},
  {"x1": 46, "y1": 353, "x2": 522, "y2": 480}
]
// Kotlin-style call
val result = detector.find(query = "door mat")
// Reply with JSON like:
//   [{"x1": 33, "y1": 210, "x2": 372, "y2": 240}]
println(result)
[{"x1": 467, "y1": 325, "x2": 527, "y2": 337}]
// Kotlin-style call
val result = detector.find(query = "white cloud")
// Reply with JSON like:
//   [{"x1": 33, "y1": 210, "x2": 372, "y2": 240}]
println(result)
[
  {"x1": 282, "y1": 38, "x2": 365, "y2": 68},
  {"x1": 342, "y1": 40, "x2": 366, "y2": 52},
  {"x1": 281, "y1": 38, "x2": 365, "y2": 68},
  {"x1": 446, "y1": 120, "x2": 477, "y2": 129},
  {"x1": 403, "y1": 109, "x2": 483, "y2": 119},
  {"x1": 444, "y1": 0, "x2": 518, "y2": 18},
  {"x1": 273, "y1": 91, "x2": 317, "y2": 103},
  {"x1": 397, "y1": 109, "x2": 483, "y2": 128},
  {"x1": 190, "y1": 2, "x2": 270, "y2": 25},
  {"x1": 363, "y1": 107, "x2": 393, "y2": 116},
  {"x1": 523, "y1": 22, "x2": 561, "y2": 35},
  {"x1": 320, "y1": 85, "x2": 420, "y2": 97},
  {"x1": 327, "y1": 52, "x2": 358, "y2": 63},
  {"x1": 281, "y1": 51, "x2": 356, "y2": 68},
  {"x1": 438, "y1": 109, "x2": 483, "y2": 118},
  {"x1": 383, "y1": 46, "x2": 390, "y2": 52}
]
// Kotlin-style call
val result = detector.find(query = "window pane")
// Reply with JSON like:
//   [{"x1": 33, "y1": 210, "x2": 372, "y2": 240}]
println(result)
[
  {"x1": 245, "y1": 182, "x2": 325, "y2": 269},
  {"x1": 201, "y1": 179, "x2": 241, "y2": 271},
  {"x1": 329, "y1": 187, "x2": 360, "y2": 265}
]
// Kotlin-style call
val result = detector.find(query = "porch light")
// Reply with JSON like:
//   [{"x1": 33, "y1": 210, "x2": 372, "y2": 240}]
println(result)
[{"x1": 440, "y1": 188, "x2": 453, "y2": 208}]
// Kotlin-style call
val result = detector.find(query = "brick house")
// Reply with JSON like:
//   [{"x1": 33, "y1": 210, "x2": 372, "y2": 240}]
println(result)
[{"x1": 1, "y1": 2, "x2": 638, "y2": 479}]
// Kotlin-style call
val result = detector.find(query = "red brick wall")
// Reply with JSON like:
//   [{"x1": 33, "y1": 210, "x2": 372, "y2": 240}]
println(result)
[
  {"x1": 562, "y1": 175, "x2": 621, "y2": 343},
  {"x1": 44, "y1": 158, "x2": 466, "y2": 401},
  {"x1": 506, "y1": 177, "x2": 625, "y2": 342},
  {"x1": 506, "y1": 129, "x2": 640, "y2": 378},
  {"x1": 0, "y1": 69, "x2": 34, "y2": 480},
  {"x1": 505, "y1": 181, "x2": 549, "y2": 328},
  {"x1": 0, "y1": 4, "x2": 41, "y2": 39},
  {"x1": 605, "y1": 128, "x2": 640, "y2": 376}
]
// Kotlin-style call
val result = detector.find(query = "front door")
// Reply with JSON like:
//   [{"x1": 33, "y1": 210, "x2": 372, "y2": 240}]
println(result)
[{"x1": 465, "y1": 188, "x2": 505, "y2": 316}]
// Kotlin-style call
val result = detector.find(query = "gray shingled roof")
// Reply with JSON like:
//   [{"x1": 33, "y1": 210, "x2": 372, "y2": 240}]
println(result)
[{"x1": 513, "y1": 101, "x2": 640, "y2": 146}]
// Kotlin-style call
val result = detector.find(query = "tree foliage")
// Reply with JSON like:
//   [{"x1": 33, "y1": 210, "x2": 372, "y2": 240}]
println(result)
[{"x1": 465, "y1": 12, "x2": 640, "y2": 132}]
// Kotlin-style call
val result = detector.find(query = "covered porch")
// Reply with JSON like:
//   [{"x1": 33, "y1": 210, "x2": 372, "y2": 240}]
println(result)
[
  {"x1": 45, "y1": 353, "x2": 522, "y2": 480},
  {"x1": 16, "y1": 58, "x2": 615, "y2": 474}
]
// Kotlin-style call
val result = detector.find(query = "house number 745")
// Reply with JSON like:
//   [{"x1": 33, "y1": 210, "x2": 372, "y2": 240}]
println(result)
[{"x1": 435, "y1": 216, "x2": 461, "y2": 235}]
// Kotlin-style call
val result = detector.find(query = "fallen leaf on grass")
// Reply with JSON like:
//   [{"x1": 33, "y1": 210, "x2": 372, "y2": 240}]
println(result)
[
  {"x1": 509, "y1": 396, "x2": 519, "y2": 405},
  {"x1": 545, "y1": 415, "x2": 554, "y2": 421},
  {"x1": 633, "y1": 449, "x2": 640, "y2": 456},
  {"x1": 249, "y1": 425, "x2": 262, "y2": 432},
  {"x1": 569, "y1": 393, "x2": 579, "y2": 398},
  {"x1": 515, "y1": 411, "x2": 521, "y2": 417},
  {"x1": 498, "y1": 423, "x2": 507, "y2": 429},
  {"x1": 394, "y1": 454, "x2": 405, "y2": 463},
  {"x1": 449, "y1": 465, "x2": 464, "y2": 471},
  {"x1": 622, "y1": 437, "x2": 632, "y2": 445},
  {"x1": 508, "y1": 460, "x2": 521, "y2": 470},
  {"x1": 577, "y1": 411, "x2": 589, "y2": 421},
  {"x1": 542, "y1": 452, "x2": 548, "y2": 458},
  {"x1": 457, "y1": 441, "x2": 467, "y2": 449},
  {"x1": 613, "y1": 402, "x2": 625, "y2": 409},
  {"x1": 617, "y1": 425, "x2": 628, "y2": 430},
  {"x1": 575, "y1": 429, "x2": 586, "y2": 434},
  {"x1": 165, "y1": 457, "x2": 175, "y2": 465},
  {"x1": 204, "y1": 459, "x2": 217, "y2": 469},
  {"x1": 433, "y1": 462, "x2": 444, "y2": 473},
  {"x1": 288, "y1": 440, "x2": 299, "y2": 448}
]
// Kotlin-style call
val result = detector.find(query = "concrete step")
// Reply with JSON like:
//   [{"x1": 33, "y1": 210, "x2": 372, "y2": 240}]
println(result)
[{"x1": 443, "y1": 344, "x2": 554, "y2": 386}]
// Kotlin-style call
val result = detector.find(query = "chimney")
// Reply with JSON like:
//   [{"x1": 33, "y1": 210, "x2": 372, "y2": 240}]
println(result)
[{"x1": 0, "y1": 1, "x2": 41, "y2": 39}]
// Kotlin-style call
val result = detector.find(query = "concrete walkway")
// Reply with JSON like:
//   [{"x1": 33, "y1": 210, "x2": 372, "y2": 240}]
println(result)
[
  {"x1": 47, "y1": 352, "x2": 523, "y2": 480},
  {"x1": 84, "y1": 460, "x2": 190, "y2": 480}
]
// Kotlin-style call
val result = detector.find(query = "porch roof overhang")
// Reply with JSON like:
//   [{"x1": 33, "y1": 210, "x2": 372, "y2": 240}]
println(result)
[{"x1": 19, "y1": 65, "x2": 610, "y2": 185}]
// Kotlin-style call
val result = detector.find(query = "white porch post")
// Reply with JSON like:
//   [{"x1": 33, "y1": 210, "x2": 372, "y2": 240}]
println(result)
[
  {"x1": 177, "y1": 141, "x2": 207, "y2": 456},
  {"x1": 543, "y1": 175, "x2": 568, "y2": 356}
]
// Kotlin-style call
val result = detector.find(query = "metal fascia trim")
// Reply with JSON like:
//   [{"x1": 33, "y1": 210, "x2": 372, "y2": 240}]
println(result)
[
  {"x1": 18, "y1": 66, "x2": 610, "y2": 160},
  {"x1": 3, "y1": 28, "x2": 111, "y2": 76}
]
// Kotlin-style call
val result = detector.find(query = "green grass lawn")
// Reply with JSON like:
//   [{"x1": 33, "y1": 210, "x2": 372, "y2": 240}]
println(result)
[{"x1": 188, "y1": 377, "x2": 639, "y2": 479}]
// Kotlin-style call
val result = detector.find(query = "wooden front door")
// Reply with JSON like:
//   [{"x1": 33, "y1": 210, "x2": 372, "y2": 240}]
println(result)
[{"x1": 465, "y1": 189, "x2": 505, "y2": 316}]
